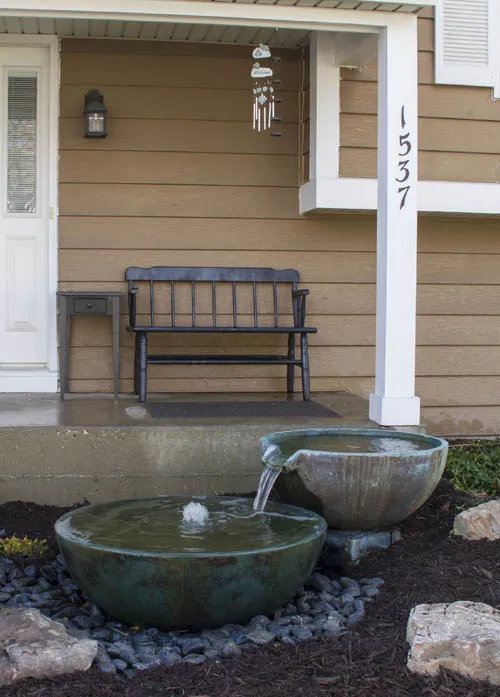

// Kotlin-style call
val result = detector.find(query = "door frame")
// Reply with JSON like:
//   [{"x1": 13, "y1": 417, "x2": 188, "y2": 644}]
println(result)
[{"x1": 0, "y1": 34, "x2": 59, "y2": 392}]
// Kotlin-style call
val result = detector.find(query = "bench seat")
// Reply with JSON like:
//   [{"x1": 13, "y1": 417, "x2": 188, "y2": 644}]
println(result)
[{"x1": 125, "y1": 266, "x2": 317, "y2": 402}]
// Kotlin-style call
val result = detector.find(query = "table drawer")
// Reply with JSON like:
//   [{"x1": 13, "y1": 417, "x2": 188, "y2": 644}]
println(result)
[{"x1": 72, "y1": 297, "x2": 107, "y2": 314}]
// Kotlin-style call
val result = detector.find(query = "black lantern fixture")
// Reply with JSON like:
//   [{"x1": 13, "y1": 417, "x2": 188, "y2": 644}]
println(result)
[{"x1": 84, "y1": 89, "x2": 107, "y2": 138}]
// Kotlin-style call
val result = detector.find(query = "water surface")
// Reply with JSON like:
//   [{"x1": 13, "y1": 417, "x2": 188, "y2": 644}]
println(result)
[
  {"x1": 273, "y1": 433, "x2": 432, "y2": 460},
  {"x1": 56, "y1": 496, "x2": 323, "y2": 555}
]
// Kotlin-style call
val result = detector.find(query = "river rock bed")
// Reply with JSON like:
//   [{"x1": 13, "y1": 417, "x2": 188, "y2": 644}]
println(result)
[{"x1": 0, "y1": 554, "x2": 382, "y2": 677}]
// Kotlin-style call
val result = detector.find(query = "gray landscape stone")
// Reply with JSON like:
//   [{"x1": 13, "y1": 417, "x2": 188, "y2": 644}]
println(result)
[
  {"x1": 407, "y1": 601, "x2": 500, "y2": 685},
  {"x1": 247, "y1": 628, "x2": 275, "y2": 645},
  {"x1": 0, "y1": 608, "x2": 97, "y2": 685},
  {"x1": 453, "y1": 500, "x2": 500, "y2": 540}
]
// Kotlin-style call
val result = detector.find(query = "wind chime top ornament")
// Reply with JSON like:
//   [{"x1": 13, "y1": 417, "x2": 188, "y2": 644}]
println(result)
[{"x1": 251, "y1": 43, "x2": 281, "y2": 135}]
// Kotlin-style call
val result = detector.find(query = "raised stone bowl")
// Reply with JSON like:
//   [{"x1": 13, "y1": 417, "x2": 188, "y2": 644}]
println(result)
[
  {"x1": 55, "y1": 496, "x2": 326, "y2": 631},
  {"x1": 260, "y1": 428, "x2": 448, "y2": 530}
]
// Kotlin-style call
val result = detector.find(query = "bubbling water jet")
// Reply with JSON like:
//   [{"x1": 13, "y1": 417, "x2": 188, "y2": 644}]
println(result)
[{"x1": 182, "y1": 501, "x2": 209, "y2": 525}]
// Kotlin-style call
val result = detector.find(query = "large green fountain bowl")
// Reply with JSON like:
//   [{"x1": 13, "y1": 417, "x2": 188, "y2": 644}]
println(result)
[
  {"x1": 55, "y1": 496, "x2": 326, "y2": 631},
  {"x1": 261, "y1": 428, "x2": 448, "y2": 530}
]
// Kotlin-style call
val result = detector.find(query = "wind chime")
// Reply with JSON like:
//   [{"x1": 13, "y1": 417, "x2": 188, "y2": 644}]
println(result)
[{"x1": 251, "y1": 42, "x2": 281, "y2": 135}]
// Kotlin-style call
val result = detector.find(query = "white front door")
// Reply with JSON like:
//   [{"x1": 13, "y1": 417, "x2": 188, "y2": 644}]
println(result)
[{"x1": 0, "y1": 46, "x2": 49, "y2": 370}]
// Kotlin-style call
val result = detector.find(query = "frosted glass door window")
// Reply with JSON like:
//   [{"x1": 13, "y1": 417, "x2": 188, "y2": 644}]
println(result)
[{"x1": 7, "y1": 75, "x2": 38, "y2": 215}]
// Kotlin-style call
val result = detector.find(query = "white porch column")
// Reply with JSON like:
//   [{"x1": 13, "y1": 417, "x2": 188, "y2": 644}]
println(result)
[
  {"x1": 309, "y1": 32, "x2": 339, "y2": 182},
  {"x1": 369, "y1": 18, "x2": 420, "y2": 426}
]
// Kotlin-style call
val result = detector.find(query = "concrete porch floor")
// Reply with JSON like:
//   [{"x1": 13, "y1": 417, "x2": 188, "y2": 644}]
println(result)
[{"x1": 0, "y1": 392, "x2": 376, "y2": 506}]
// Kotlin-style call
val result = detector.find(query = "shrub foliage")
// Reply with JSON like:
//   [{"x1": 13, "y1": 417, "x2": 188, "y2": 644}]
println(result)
[
  {"x1": 0, "y1": 535, "x2": 48, "y2": 558},
  {"x1": 446, "y1": 440, "x2": 500, "y2": 496}
]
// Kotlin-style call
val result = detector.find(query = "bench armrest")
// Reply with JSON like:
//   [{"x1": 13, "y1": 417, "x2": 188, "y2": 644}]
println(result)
[
  {"x1": 128, "y1": 287, "x2": 138, "y2": 328},
  {"x1": 292, "y1": 288, "x2": 310, "y2": 327}
]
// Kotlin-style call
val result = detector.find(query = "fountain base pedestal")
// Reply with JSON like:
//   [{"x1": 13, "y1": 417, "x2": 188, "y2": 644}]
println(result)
[{"x1": 322, "y1": 527, "x2": 402, "y2": 567}]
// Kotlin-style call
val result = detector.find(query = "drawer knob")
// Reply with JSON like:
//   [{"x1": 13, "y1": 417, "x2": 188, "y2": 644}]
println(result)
[{"x1": 87, "y1": 303, "x2": 93, "y2": 309}]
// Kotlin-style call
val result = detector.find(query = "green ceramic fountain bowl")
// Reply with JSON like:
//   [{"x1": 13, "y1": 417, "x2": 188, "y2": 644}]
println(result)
[{"x1": 55, "y1": 496, "x2": 326, "y2": 631}]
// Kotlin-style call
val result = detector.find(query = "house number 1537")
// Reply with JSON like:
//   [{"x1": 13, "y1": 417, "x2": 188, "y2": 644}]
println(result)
[{"x1": 397, "y1": 105, "x2": 412, "y2": 209}]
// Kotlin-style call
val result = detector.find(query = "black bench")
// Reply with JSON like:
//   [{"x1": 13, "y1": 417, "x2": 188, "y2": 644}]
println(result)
[{"x1": 125, "y1": 266, "x2": 317, "y2": 402}]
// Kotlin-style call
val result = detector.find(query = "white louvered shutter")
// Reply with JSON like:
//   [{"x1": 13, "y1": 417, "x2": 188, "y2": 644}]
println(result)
[{"x1": 435, "y1": 0, "x2": 499, "y2": 95}]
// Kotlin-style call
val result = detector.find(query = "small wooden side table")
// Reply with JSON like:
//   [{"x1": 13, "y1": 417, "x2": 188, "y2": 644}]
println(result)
[{"x1": 57, "y1": 291, "x2": 123, "y2": 399}]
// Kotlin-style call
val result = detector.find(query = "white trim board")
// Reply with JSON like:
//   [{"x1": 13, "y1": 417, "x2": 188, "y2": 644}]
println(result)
[
  {"x1": 0, "y1": 34, "x2": 59, "y2": 390},
  {"x1": 0, "y1": 369, "x2": 58, "y2": 393},
  {"x1": 0, "y1": 0, "x2": 434, "y2": 31},
  {"x1": 300, "y1": 178, "x2": 500, "y2": 216}
]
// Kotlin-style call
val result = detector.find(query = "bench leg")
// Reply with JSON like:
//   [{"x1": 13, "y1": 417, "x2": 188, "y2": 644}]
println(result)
[
  {"x1": 300, "y1": 332, "x2": 311, "y2": 401},
  {"x1": 134, "y1": 333, "x2": 140, "y2": 395},
  {"x1": 138, "y1": 332, "x2": 147, "y2": 403},
  {"x1": 286, "y1": 333, "x2": 295, "y2": 394}
]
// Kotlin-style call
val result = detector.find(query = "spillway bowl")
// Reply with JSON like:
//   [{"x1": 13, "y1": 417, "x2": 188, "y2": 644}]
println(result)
[
  {"x1": 261, "y1": 428, "x2": 448, "y2": 530},
  {"x1": 55, "y1": 496, "x2": 326, "y2": 631}
]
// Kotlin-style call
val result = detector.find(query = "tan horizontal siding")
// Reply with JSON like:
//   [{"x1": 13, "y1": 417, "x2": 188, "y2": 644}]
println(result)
[
  {"x1": 417, "y1": 286, "x2": 500, "y2": 316},
  {"x1": 340, "y1": 148, "x2": 500, "y2": 183},
  {"x1": 340, "y1": 114, "x2": 500, "y2": 155},
  {"x1": 67, "y1": 314, "x2": 500, "y2": 349},
  {"x1": 66, "y1": 345, "x2": 374, "y2": 380},
  {"x1": 341, "y1": 81, "x2": 500, "y2": 122},
  {"x1": 60, "y1": 119, "x2": 299, "y2": 155},
  {"x1": 341, "y1": 50, "x2": 434, "y2": 85},
  {"x1": 421, "y1": 407, "x2": 500, "y2": 437},
  {"x1": 68, "y1": 376, "x2": 373, "y2": 396},
  {"x1": 417, "y1": 347, "x2": 500, "y2": 377},
  {"x1": 59, "y1": 250, "x2": 375, "y2": 283},
  {"x1": 62, "y1": 38, "x2": 297, "y2": 60},
  {"x1": 58, "y1": 217, "x2": 377, "y2": 251},
  {"x1": 61, "y1": 52, "x2": 299, "y2": 91},
  {"x1": 59, "y1": 152, "x2": 297, "y2": 187},
  {"x1": 61, "y1": 86, "x2": 298, "y2": 122},
  {"x1": 59, "y1": 184, "x2": 299, "y2": 218},
  {"x1": 338, "y1": 14, "x2": 500, "y2": 185},
  {"x1": 59, "y1": 248, "x2": 500, "y2": 285},
  {"x1": 417, "y1": 377, "x2": 500, "y2": 407},
  {"x1": 68, "y1": 314, "x2": 373, "y2": 348},
  {"x1": 416, "y1": 317, "x2": 500, "y2": 345},
  {"x1": 58, "y1": 215, "x2": 500, "y2": 253},
  {"x1": 59, "y1": 38, "x2": 500, "y2": 435}
]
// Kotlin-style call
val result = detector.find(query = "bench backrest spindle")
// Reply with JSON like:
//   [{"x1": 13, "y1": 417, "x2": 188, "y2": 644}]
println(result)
[
  {"x1": 292, "y1": 281, "x2": 299, "y2": 326},
  {"x1": 125, "y1": 267, "x2": 302, "y2": 330},
  {"x1": 150, "y1": 281, "x2": 155, "y2": 326},
  {"x1": 170, "y1": 280, "x2": 175, "y2": 327},
  {"x1": 191, "y1": 281, "x2": 196, "y2": 327},
  {"x1": 211, "y1": 281, "x2": 217, "y2": 328},
  {"x1": 252, "y1": 282, "x2": 258, "y2": 328},
  {"x1": 272, "y1": 282, "x2": 279, "y2": 328},
  {"x1": 232, "y1": 281, "x2": 237, "y2": 329}
]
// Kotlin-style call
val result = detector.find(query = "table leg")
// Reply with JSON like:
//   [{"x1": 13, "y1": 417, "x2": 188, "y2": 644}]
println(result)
[
  {"x1": 59, "y1": 297, "x2": 70, "y2": 399},
  {"x1": 112, "y1": 297, "x2": 120, "y2": 400}
]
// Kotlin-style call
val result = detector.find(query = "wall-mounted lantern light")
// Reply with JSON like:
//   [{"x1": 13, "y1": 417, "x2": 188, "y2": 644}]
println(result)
[{"x1": 84, "y1": 89, "x2": 107, "y2": 138}]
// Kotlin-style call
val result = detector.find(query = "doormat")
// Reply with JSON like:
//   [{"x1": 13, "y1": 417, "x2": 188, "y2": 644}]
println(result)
[{"x1": 146, "y1": 400, "x2": 340, "y2": 420}]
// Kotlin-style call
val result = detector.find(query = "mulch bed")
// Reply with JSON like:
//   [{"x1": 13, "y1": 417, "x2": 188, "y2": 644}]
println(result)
[{"x1": 0, "y1": 479, "x2": 498, "y2": 697}]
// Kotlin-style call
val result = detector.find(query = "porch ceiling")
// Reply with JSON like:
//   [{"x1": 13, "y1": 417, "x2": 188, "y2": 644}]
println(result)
[
  {"x1": 0, "y1": 1, "x2": 429, "y2": 46},
  {"x1": 0, "y1": 18, "x2": 313, "y2": 46}
]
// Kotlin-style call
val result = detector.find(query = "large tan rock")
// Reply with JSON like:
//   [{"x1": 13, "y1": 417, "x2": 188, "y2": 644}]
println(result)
[
  {"x1": 407, "y1": 601, "x2": 500, "y2": 685},
  {"x1": 453, "y1": 500, "x2": 500, "y2": 540},
  {"x1": 0, "y1": 608, "x2": 97, "y2": 685}
]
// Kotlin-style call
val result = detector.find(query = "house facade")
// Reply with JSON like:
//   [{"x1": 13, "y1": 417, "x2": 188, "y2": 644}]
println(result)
[{"x1": 0, "y1": 0, "x2": 499, "y2": 435}]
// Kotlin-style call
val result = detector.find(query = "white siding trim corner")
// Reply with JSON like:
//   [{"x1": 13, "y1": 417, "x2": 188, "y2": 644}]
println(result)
[{"x1": 300, "y1": 178, "x2": 500, "y2": 216}]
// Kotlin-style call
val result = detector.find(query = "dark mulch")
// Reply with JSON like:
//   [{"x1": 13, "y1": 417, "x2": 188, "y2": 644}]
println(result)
[{"x1": 0, "y1": 480, "x2": 498, "y2": 697}]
